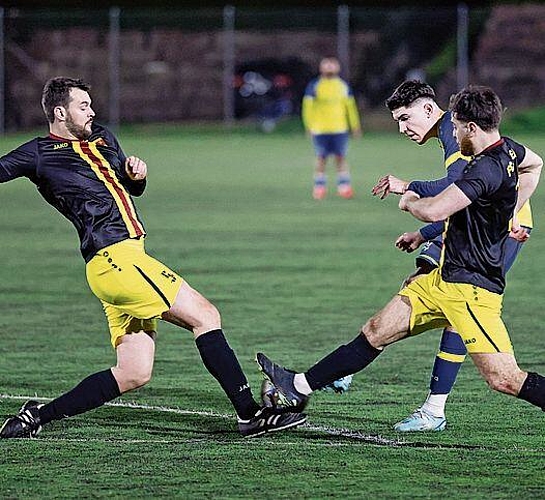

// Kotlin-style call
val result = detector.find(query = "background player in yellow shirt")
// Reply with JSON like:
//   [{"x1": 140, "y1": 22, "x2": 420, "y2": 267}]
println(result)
[{"x1": 302, "y1": 57, "x2": 361, "y2": 200}]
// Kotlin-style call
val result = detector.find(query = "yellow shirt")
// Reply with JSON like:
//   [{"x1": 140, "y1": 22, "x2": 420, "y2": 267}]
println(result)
[{"x1": 302, "y1": 76, "x2": 361, "y2": 134}]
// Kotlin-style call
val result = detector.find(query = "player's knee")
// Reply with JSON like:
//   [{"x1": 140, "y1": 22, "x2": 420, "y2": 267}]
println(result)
[
  {"x1": 123, "y1": 367, "x2": 153, "y2": 392},
  {"x1": 189, "y1": 301, "x2": 221, "y2": 337},
  {"x1": 199, "y1": 301, "x2": 221, "y2": 329},
  {"x1": 115, "y1": 363, "x2": 153, "y2": 392},
  {"x1": 484, "y1": 372, "x2": 519, "y2": 396},
  {"x1": 361, "y1": 319, "x2": 382, "y2": 348}
]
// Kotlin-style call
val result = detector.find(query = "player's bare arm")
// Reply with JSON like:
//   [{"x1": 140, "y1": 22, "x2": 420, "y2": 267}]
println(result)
[
  {"x1": 125, "y1": 156, "x2": 147, "y2": 181},
  {"x1": 399, "y1": 184, "x2": 471, "y2": 222},
  {"x1": 372, "y1": 174, "x2": 409, "y2": 199}
]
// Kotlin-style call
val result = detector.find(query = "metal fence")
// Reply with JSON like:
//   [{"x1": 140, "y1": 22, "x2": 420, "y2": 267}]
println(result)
[{"x1": 0, "y1": 4, "x2": 543, "y2": 134}]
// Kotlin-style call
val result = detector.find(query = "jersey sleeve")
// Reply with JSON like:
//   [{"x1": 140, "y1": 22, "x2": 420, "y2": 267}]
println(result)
[
  {"x1": 301, "y1": 80, "x2": 317, "y2": 131},
  {"x1": 420, "y1": 221, "x2": 444, "y2": 241},
  {"x1": 454, "y1": 158, "x2": 501, "y2": 202},
  {"x1": 0, "y1": 140, "x2": 38, "y2": 183},
  {"x1": 508, "y1": 138, "x2": 527, "y2": 164},
  {"x1": 408, "y1": 156, "x2": 466, "y2": 197},
  {"x1": 345, "y1": 87, "x2": 361, "y2": 131}
]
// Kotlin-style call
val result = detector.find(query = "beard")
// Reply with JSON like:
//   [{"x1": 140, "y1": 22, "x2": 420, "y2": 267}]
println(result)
[
  {"x1": 66, "y1": 113, "x2": 92, "y2": 140},
  {"x1": 459, "y1": 135, "x2": 474, "y2": 156}
]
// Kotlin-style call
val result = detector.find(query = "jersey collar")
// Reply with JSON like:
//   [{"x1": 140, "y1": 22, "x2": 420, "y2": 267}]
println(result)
[
  {"x1": 481, "y1": 137, "x2": 505, "y2": 154},
  {"x1": 49, "y1": 132, "x2": 97, "y2": 144},
  {"x1": 49, "y1": 132, "x2": 81, "y2": 142}
]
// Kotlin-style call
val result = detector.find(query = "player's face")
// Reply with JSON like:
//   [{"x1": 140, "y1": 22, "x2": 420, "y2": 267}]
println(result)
[
  {"x1": 451, "y1": 115, "x2": 474, "y2": 156},
  {"x1": 65, "y1": 88, "x2": 95, "y2": 140},
  {"x1": 319, "y1": 59, "x2": 340, "y2": 77},
  {"x1": 391, "y1": 101, "x2": 434, "y2": 144}
]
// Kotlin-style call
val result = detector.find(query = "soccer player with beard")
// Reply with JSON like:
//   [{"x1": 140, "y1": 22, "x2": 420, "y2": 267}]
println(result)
[
  {"x1": 257, "y1": 85, "x2": 545, "y2": 428},
  {"x1": 365, "y1": 81, "x2": 537, "y2": 431},
  {"x1": 0, "y1": 76, "x2": 306, "y2": 439}
]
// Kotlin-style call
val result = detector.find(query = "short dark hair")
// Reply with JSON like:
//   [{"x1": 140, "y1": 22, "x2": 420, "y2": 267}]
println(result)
[
  {"x1": 385, "y1": 80, "x2": 436, "y2": 111},
  {"x1": 449, "y1": 85, "x2": 502, "y2": 131},
  {"x1": 41, "y1": 77, "x2": 91, "y2": 123}
]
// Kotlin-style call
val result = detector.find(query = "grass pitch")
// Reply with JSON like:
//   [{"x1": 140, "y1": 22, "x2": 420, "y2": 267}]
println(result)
[{"x1": 0, "y1": 126, "x2": 544, "y2": 498}]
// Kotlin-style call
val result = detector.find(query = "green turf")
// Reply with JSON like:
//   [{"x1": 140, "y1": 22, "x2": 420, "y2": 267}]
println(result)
[{"x1": 0, "y1": 128, "x2": 544, "y2": 498}]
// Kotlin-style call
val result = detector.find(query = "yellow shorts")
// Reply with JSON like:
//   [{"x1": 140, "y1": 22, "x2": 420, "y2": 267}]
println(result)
[
  {"x1": 398, "y1": 268, "x2": 513, "y2": 354},
  {"x1": 86, "y1": 238, "x2": 183, "y2": 348}
]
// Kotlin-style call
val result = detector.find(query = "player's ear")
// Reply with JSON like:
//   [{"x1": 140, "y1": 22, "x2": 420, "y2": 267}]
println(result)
[
  {"x1": 467, "y1": 121, "x2": 478, "y2": 135},
  {"x1": 423, "y1": 102, "x2": 433, "y2": 118},
  {"x1": 54, "y1": 106, "x2": 67, "y2": 122}
]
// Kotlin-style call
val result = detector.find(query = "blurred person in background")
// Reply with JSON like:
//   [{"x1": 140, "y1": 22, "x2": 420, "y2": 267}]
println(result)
[{"x1": 302, "y1": 57, "x2": 361, "y2": 200}]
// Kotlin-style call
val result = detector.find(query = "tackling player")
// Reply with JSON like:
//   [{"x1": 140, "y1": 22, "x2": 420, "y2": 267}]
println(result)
[
  {"x1": 0, "y1": 77, "x2": 306, "y2": 439},
  {"x1": 257, "y1": 86, "x2": 545, "y2": 426},
  {"x1": 302, "y1": 57, "x2": 361, "y2": 200},
  {"x1": 368, "y1": 80, "x2": 535, "y2": 431}
]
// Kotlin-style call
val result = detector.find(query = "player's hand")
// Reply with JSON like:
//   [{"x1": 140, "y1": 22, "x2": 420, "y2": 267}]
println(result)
[
  {"x1": 372, "y1": 174, "x2": 409, "y2": 199},
  {"x1": 125, "y1": 156, "x2": 147, "y2": 181},
  {"x1": 398, "y1": 190, "x2": 420, "y2": 211},
  {"x1": 509, "y1": 220, "x2": 530, "y2": 242},
  {"x1": 395, "y1": 231, "x2": 425, "y2": 253},
  {"x1": 352, "y1": 128, "x2": 362, "y2": 139}
]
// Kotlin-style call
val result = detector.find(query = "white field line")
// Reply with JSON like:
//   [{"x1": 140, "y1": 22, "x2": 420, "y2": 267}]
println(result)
[
  {"x1": 0, "y1": 393, "x2": 404, "y2": 446},
  {"x1": 4, "y1": 393, "x2": 542, "y2": 452},
  {"x1": 34, "y1": 438, "x2": 366, "y2": 447}
]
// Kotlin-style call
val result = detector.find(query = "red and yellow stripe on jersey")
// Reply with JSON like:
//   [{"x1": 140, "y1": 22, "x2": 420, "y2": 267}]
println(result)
[{"x1": 73, "y1": 140, "x2": 145, "y2": 238}]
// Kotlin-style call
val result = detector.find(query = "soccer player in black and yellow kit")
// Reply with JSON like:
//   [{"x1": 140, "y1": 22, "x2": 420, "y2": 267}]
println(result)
[
  {"x1": 257, "y1": 86, "x2": 545, "y2": 426},
  {"x1": 0, "y1": 77, "x2": 305, "y2": 438},
  {"x1": 368, "y1": 81, "x2": 536, "y2": 431}
]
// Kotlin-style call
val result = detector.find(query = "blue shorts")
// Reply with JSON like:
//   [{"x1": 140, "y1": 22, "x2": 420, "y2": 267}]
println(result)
[
  {"x1": 415, "y1": 228, "x2": 531, "y2": 272},
  {"x1": 312, "y1": 132, "x2": 349, "y2": 158}
]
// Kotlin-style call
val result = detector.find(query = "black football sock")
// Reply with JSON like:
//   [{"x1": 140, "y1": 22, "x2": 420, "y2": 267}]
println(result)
[
  {"x1": 517, "y1": 372, "x2": 545, "y2": 410},
  {"x1": 195, "y1": 329, "x2": 260, "y2": 420},
  {"x1": 38, "y1": 369, "x2": 121, "y2": 425},
  {"x1": 305, "y1": 333, "x2": 382, "y2": 391}
]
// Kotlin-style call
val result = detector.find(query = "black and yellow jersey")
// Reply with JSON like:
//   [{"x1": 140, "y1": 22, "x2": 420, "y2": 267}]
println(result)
[
  {"x1": 0, "y1": 123, "x2": 146, "y2": 262},
  {"x1": 442, "y1": 137, "x2": 525, "y2": 294},
  {"x1": 408, "y1": 111, "x2": 532, "y2": 241}
]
